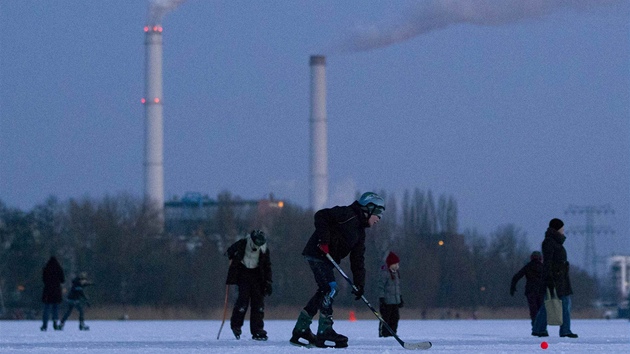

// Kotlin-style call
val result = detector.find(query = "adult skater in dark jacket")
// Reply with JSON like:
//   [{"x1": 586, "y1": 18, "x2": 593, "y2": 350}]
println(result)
[
  {"x1": 532, "y1": 218, "x2": 578, "y2": 338},
  {"x1": 290, "y1": 192, "x2": 385, "y2": 348},
  {"x1": 41, "y1": 256, "x2": 65, "y2": 331},
  {"x1": 510, "y1": 251, "x2": 544, "y2": 329},
  {"x1": 60, "y1": 272, "x2": 93, "y2": 331},
  {"x1": 225, "y1": 230, "x2": 272, "y2": 341}
]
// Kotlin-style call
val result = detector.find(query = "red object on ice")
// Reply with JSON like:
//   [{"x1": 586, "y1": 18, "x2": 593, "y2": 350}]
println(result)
[
  {"x1": 540, "y1": 341, "x2": 548, "y2": 349},
  {"x1": 349, "y1": 311, "x2": 356, "y2": 322}
]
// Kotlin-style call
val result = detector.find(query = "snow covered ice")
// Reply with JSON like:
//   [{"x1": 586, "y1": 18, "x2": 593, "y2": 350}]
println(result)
[{"x1": 1, "y1": 319, "x2": 629, "y2": 353}]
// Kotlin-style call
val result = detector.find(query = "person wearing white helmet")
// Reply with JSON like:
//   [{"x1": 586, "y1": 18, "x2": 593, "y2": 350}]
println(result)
[{"x1": 290, "y1": 192, "x2": 385, "y2": 348}]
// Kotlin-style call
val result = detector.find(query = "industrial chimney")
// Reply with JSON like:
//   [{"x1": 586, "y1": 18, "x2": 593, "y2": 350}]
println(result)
[
  {"x1": 309, "y1": 55, "x2": 328, "y2": 211},
  {"x1": 143, "y1": 24, "x2": 165, "y2": 214}
]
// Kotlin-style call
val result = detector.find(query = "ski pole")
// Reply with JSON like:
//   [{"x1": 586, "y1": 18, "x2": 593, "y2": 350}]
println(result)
[
  {"x1": 217, "y1": 284, "x2": 230, "y2": 339},
  {"x1": 324, "y1": 253, "x2": 432, "y2": 350}
]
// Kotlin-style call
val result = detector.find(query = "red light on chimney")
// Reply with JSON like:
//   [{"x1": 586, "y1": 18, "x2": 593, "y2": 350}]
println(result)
[
  {"x1": 157, "y1": 26, "x2": 163, "y2": 32},
  {"x1": 141, "y1": 98, "x2": 146, "y2": 104},
  {"x1": 144, "y1": 26, "x2": 149, "y2": 32},
  {"x1": 153, "y1": 26, "x2": 159, "y2": 32},
  {"x1": 154, "y1": 98, "x2": 160, "y2": 103}
]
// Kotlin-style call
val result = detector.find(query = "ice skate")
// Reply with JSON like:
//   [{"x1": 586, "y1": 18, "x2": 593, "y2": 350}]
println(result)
[
  {"x1": 40, "y1": 325, "x2": 47, "y2": 332},
  {"x1": 58, "y1": 321, "x2": 65, "y2": 331},
  {"x1": 53, "y1": 321, "x2": 61, "y2": 331},
  {"x1": 289, "y1": 310, "x2": 317, "y2": 348},
  {"x1": 315, "y1": 315, "x2": 348, "y2": 348},
  {"x1": 79, "y1": 321, "x2": 90, "y2": 331},
  {"x1": 252, "y1": 330, "x2": 268, "y2": 341},
  {"x1": 231, "y1": 327, "x2": 241, "y2": 340}
]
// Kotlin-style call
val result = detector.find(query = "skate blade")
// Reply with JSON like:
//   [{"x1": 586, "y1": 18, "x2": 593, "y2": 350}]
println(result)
[
  {"x1": 289, "y1": 340, "x2": 314, "y2": 348},
  {"x1": 315, "y1": 340, "x2": 348, "y2": 349}
]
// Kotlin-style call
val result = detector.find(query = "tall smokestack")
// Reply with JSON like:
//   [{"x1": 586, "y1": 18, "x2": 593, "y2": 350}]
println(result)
[
  {"x1": 309, "y1": 55, "x2": 328, "y2": 211},
  {"x1": 143, "y1": 24, "x2": 165, "y2": 213}
]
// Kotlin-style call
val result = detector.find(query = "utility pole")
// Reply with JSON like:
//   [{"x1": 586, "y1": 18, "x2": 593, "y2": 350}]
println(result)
[{"x1": 565, "y1": 204, "x2": 614, "y2": 281}]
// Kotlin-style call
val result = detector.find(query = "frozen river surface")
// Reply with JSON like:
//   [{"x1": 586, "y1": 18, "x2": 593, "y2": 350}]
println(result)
[{"x1": 1, "y1": 319, "x2": 629, "y2": 353}]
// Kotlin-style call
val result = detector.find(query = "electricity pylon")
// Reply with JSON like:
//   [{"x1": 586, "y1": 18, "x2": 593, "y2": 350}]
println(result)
[{"x1": 565, "y1": 204, "x2": 614, "y2": 281}]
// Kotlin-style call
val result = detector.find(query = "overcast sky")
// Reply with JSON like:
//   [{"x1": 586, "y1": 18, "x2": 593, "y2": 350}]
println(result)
[{"x1": 1, "y1": 0, "x2": 629, "y2": 270}]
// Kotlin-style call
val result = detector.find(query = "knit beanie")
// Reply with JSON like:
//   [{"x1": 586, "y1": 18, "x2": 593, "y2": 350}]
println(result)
[
  {"x1": 549, "y1": 218, "x2": 564, "y2": 231},
  {"x1": 386, "y1": 251, "x2": 400, "y2": 267}
]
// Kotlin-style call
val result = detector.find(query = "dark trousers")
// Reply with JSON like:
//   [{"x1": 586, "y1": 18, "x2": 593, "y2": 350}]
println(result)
[
  {"x1": 533, "y1": 295, "x2": 573, "y2": 335},
  {"x1": 62, "y1": 300, "x2": 85, "y2": 322},
  {"x1": 231, "y1": 267, "x2": 265, "y2": 335},
  {"x1": 526, "y1": 293, "x2": 544, "y2": 328},
  {"x1": 304, "y1": 258, "x2": 336, "y2": 318},
  {"x1": 379, "y1": 304, "x2": 400, "y2": 337},
  {"x1": 42, "y1": 303, "x2": 59, "y2": 327}
]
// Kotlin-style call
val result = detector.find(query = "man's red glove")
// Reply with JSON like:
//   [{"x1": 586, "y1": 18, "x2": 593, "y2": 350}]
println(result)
[{"x1": 319, "y1": 244, "x2": 329, "y2": 254}]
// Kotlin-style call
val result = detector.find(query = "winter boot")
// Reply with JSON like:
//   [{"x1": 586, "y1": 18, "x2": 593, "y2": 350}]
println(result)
[
  {"x1": 40, "y1": 324, "x2": 47, "y2": 332},
  {"x1": 315, "y1": 315, "x2": 348, "y2": 348},
  {"x1": 53, "y1": 321, "x2": 60, "y2": 331},
  {"x1": 289, "y1": 310, "x2": 317, "y2": 347},
  {"x1": 58, "y1": 321, "x2": 65, "y2": 331},
  {"x1": 79, "y1": 321, "x2": 90, "y2": 331},
  {"x1": 231, "y1": 327, "x2": 241, "y2": 340},
  {"x1": 252, "y1": 330, "x2": 268, "y2": 341}
]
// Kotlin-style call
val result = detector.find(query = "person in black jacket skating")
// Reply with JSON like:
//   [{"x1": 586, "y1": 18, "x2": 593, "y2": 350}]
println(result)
[
  {"x1": 290, "y1": 192, "x2": 385, "y2": 348},
  {"x1": 510, "y1": 251, "x2": 544, "y2": 330},
  {"x1": 532, "y1": 218, "x2": 578, "y2": 338},
  {"x1": 225, "y1": 230, "x2": 272, "y2": 341},
  {"x1": 60, "y1": 272, "x2": 93, "y2": 331},
  {"x1": 41, "y1": 256, "x2": 65, "y2": 331}
]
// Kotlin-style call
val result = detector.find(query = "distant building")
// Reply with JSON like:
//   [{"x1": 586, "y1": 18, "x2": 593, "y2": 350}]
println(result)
[
  {"x1": 608, "y1": 255, "x2": 630, "y2": 302},
  {"x1": 164, "y1": 192, "x2": 284, "y2": 237}
]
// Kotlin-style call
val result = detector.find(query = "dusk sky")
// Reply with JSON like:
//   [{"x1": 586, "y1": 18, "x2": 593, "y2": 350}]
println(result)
[{"x1": 1, "y1": 0, "x2": 629, "y2": 271}]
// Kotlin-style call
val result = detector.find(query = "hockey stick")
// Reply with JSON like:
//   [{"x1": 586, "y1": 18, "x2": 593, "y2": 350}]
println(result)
[
  {"x1": 217, "y1": 284, "x2": 230, "y2": 339},
  {"x1": 325, "y1": 253, "x2": 432, "y2": 350}
]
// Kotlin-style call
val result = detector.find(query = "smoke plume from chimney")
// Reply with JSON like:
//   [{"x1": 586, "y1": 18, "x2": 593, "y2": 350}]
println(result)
[
  {"x1": 339, "y1": 0, "x2": 622, "y2": 52},
  {"x1": 148, "y1": 0, "x2": 187, "y2": 25}
]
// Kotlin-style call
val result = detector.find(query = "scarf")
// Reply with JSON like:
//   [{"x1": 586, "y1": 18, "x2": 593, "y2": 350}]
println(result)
[{"x1": 242, "y1": 236, "x2": 266, "y2": 269}]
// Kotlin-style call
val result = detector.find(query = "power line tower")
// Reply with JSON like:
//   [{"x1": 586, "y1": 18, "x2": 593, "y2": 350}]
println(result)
[{"x1": 565, "y1": 204, "x2": 615, "y2": 281}]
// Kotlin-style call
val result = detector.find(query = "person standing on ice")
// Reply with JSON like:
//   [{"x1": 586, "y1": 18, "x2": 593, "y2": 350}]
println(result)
[
  {"x1": 532, "y1": 218, "x2": 578, "y2": 338},
  {"x1": 377, "y1": 251, "x2": 403, "y2": 338},
  {"x1": 60, "y1": 272, "x2": 93, "y2": 331},
  {"x1": 510, "y1": 251, "x2": 545, "y2": 330},
  {"x1": 225, "y1": 230, "x2": 272, "y2": 341},
  {"x1": 290, "y1": 192, "x2": 385, "y2": 348},
  {"x1": 41, "y1": 256, "x2": 65, "y2": 331}
]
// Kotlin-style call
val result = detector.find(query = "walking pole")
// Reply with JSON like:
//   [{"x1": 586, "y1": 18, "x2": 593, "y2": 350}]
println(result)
[
  {"x1": 217, "y1": 284, "x2": 230, "y2": 340},
  {"x1": 217, "y1": 259, "x2": 233, "y2": 340}
]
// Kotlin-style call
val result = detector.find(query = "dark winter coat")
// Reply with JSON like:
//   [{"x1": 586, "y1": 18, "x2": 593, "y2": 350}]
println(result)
[
  {"x1": 302, "y1": 201, "x2": 368, "y2": 289},
  {"x1": 542, "y1": 228, "x2": 573, "y2": 297},
  {"x1": 67, "y1": 277, "x2": 91, "y2": 301},
  {"x1": 510, "y1": 259, "x2": 544, "y2": 296},
  {"x1": 225, "y1": 238, "x2": 272, "y2": 287},
  {"x1": 42, "y1": 257, "x2": 65, "y2": 304}
]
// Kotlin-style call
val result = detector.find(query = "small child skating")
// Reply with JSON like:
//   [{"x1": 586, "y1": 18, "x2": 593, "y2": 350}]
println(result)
[
  {"x1": 377, "y1": 251, "x2": 403, "y2": 337},
  {"x1": 60, "y1": 272, "x2": 93, "y2": 331}
]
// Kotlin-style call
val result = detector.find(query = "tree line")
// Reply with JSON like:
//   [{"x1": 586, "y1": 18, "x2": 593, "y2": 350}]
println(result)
[{"x1": 0, "y1": 189, "x2": 598, "y2": 316}]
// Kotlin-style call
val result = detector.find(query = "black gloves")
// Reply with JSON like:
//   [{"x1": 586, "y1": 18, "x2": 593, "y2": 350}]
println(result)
[
  {"x1": 398, "y1": 296, "x2": 404, "y2": 308},
  {"x1": 264, "y1": 281, "x2": 273, "y2": 296},
  {"x1": 351, "y1": 285, "x2": 364, "y2": 300}
]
